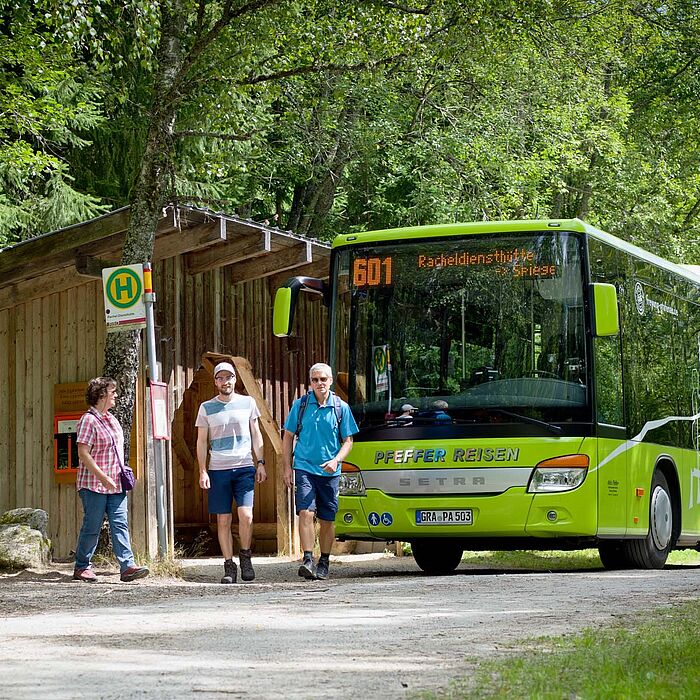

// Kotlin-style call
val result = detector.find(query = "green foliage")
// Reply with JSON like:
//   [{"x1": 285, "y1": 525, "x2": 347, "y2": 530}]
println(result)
[
  {"x1": 321, "y1": 1, "x2": 698, "y2": 258},
  {"x1": 4, "y1": 0, "x2": 699, "y2": 263},
  {"x1": 0, "y1": 2, "x2": 109, "y2": 246}
]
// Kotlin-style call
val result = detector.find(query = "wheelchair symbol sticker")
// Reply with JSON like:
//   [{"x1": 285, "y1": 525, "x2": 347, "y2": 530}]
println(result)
[{"x1": 380, "y1": 512, "x2": 393, "y2": 526}]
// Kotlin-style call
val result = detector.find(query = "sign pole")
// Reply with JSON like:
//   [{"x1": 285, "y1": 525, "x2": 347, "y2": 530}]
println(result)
[{"x1": 143, "y1": 262, "x2": 169, "y2": 557}]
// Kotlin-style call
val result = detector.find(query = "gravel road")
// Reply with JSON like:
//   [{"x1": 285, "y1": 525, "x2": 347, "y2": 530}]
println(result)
[{"x1": 1, "y1": 553, "x2": 699, "y2": 699}]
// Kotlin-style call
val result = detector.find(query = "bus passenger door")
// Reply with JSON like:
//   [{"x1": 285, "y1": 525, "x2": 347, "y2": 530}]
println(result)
[
  {"x1": 685, "y1": 353, "x2": 700, "y2": 537},
  {"x1": 593, "y1": 334, "x2": 628, "y2": 536}
]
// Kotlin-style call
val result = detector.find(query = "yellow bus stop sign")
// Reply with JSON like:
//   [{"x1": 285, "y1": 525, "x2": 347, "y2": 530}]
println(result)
[{"x1": 102, "y1": 264, "x2": 147, "y2": 332}]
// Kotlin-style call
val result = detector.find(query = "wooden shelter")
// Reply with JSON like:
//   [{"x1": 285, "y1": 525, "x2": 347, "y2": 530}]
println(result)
[{"x1": 0, "y1": 205, "x2": 330, "y2": 558}]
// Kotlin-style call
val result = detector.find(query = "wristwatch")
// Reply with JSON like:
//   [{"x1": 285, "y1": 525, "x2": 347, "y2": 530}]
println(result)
[{"x1": 256, "y1": 459, "x2": 265, "y2": 466}]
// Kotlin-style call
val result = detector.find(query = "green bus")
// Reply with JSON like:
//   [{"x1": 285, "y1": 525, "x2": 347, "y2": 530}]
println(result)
[{"x1": 274, "y1": 219, "x2": 700, "y2": 574}]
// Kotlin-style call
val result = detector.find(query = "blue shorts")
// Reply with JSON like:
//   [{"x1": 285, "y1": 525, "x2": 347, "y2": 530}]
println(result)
[
  {"x1": 294, "y1": 470, "x2": 340, "y2": 522},
  {"x1": 208, "y1": 467, "x2": 255, "y2": 514}
]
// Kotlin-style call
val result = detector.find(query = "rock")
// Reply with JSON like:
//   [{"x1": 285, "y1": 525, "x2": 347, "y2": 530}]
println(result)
[
  {"x1": 0, "y1": 524, "x2": 52, "y2": 569},
  {"x1": 352, "y1": 540, "x2": 389, "y2": 554},
  {"x1": 0, "y1": 508, "x2": 49, "y2": 539},
  {"x1": 332, "y1": 540, "x2": 357, "y2": 555}
]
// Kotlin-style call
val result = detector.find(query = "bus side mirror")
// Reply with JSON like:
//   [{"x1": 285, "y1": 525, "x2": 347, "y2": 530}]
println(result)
[
  {"x1": 590, "y1": 283, "x2": 619, "y2": 336},
  {"x1": 273, "y1": 276, "x2": 329, "y2": 337},
  {"x1": 273, "y1": 287, "x2": 294, "y2": 337}
]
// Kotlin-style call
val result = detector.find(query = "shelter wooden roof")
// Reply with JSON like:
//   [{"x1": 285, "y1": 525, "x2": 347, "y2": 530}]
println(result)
[{"x1": 0, "y1": 204, "x2": 330, "y2": 310}]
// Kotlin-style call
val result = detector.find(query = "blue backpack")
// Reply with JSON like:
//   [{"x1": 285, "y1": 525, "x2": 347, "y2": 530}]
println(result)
[{"x1": 296, "y1": 391, "x2": 344, "y2": 445}]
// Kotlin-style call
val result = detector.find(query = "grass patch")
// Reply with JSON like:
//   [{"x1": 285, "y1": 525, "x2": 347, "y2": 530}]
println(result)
[
  {"x1": 460, "y1": 549, "x2": 602, "y2": 571},
  {"x1": 457, "y1": 548, "x2": 700, "y2": 572},
  {"x1": 664, "y1": 549, "x2": 700, "y2": 565},
  {"x1": 142, "y1": 552, "x2": 184, "y2": 579},
  {"x1": 91, "y1": 550, "x2": 184, "y2": 578},
  {"x1": 135, "y1": 546, "x2": 192, "y2": 578},
  {"x1": 400, "y1": 543, "x2": 700, "y2": 571},
  {"x1": 417, "y1": 599, "x2": 700, "y2": 699}
]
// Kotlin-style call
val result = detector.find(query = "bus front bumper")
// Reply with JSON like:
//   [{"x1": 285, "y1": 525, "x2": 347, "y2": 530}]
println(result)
[{"x1": 336, "y1": 487, "x2": 596, "y2": 540}]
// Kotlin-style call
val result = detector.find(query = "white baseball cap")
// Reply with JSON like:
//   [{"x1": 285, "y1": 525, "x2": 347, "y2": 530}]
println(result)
[
  {"x1": 214, "y1": 361, "x2": 236, "y2": 377},
  {"x1": 401, "y1": 403, "x2": 417, "y2": 412}
]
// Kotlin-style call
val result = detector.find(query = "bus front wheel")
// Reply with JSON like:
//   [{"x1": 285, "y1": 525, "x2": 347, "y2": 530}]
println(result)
[
  {"x1": 411, "y1": 539, "x2": 463, "y2": 575},
  {"x1": 625, "y1": 470, "x2": 673, "y2": 569},
  {"x1": 598, "y1": 471, "x2": 674, "y2": 570}
]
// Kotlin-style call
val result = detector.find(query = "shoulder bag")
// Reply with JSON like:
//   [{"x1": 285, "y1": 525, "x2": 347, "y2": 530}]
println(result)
[{"x1": 94, "y1": 409, "x2": 135, "y2": 491}]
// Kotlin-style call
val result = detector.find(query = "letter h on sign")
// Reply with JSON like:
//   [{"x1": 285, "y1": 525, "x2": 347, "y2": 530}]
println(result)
[{"x1": 114, "y1": 275, "x2": 135, "y2": 303}]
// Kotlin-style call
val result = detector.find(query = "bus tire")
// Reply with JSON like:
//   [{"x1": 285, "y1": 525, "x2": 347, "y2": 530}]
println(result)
[
  {"x1": 411, "y1": 539, "x2": 463, "y2": 575},
  {"x1": 623, "y1": 470, "x2": 673, "y2": 569}
]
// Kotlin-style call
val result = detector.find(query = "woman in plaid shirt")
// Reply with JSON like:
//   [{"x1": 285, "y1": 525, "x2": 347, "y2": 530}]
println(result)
[{"x1": 73, "y1": 377, "x2": 149, "y2": 583}]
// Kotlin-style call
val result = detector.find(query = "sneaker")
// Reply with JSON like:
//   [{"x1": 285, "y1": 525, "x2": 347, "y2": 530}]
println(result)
[
  {"x1": 315, "y1": 558, "x2": 329, "y2": 580},
  {"x1": 120, "y1": 566, "x2": 149, "y2": 582},
  {"x1": 73, "y1": 567, "x2": 98, "y2": 582},
  {"x1": 298, "y1": 558, "x2": 315, "y2": 579},
  {"x1": 239, "y1": 550, "x2": 255, "y2": 582},
  {"x1": 221, "y1": 559, "x2": 237, "y2": 584}
]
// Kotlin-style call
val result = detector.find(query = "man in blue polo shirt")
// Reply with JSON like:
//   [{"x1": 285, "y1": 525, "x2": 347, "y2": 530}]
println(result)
[{"x1": 282, "y1": 362, "x2": 359, "y2": 580}]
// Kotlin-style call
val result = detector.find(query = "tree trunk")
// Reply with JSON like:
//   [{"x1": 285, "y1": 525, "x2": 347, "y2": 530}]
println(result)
[
  {"x1": 287, "y1": 183, "x2": 307, "y2": 233},
  {"x1": 102, "y1": 2, "x2": 185, "y2": 446},
  {"x1": 287, "y1": 104, "x2": 356, "y2": 238},
  {"x1": 304, "y1": 146, "x2": 351, "y2": 239}
]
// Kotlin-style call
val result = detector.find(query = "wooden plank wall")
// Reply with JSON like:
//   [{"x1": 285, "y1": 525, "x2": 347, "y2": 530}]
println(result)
[
  {"x1": 156, "y1": 257, "x2": 328, "y2": 554},
  {"x1": 0, "y1": 256, "x2": 327, "y2": 558},
  {"x1": 0, "y1": 279, "x2": 151, "y2": 558},
  {"x1": 0, "y1": 306, "x2": 13, "y2": 514}
]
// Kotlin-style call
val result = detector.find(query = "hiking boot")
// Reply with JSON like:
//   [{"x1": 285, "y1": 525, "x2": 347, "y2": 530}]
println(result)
[
  {"x1": 239, "y1": 549, "x2": 255, "y2": 582},
  {"x1": 73, "y1": 567, "x2": 98, "y2": 582},
  {"x1": 315, "y1": 558, "x2": 329, "y2": 580},
  {"x1": 298, "y1": 558, "x2": 315, "y2": 579},
  {"x1": 120, "y1": 566, "x2": 149, "y2": 582},
  {"x1": 221, "y1": 559, "x2": 237, "y2": 584}
]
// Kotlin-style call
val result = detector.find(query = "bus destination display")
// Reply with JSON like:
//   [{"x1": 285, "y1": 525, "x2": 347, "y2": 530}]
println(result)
[
  {"x1": 352, "y1": 248, "x2": 557, "y2": 288},
  {"x1": 352, "y1": 256, "x2": 393, "y2": 288}
]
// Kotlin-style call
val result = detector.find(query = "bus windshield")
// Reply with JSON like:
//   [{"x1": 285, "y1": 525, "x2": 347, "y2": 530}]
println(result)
[{"x1": 332, "y1": 231, "x2": 590, "y2": 427}]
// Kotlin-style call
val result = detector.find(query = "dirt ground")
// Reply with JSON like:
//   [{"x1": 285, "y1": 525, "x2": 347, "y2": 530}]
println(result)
[{"x1": 1, "y1": 553, "x2": 699, "y2": 699}]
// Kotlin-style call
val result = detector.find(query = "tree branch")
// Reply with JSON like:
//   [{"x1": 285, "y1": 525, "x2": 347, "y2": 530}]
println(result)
[
  {"x1": 371, "y1": 0, "x2": 434, "y2": 14},
  {"x1": 682, "y1": 195, "x2": 700, "y2": 227},
  {"x1": 195, "y1": 0, "x2": 207, "y2": 35},
  {"x1": 174, "y1": 129, "x2": 257, "y2": 141},
  {"x1": 238, "y1": 53, "x2": 405, "y2": 86},
  {"x1": 185, "y1": 0, "x2": 283, "y2": 73},
  {"x1": 164, "y1": 0, "x2": 284, "y2": 106},
  {"x1": 171, "y1": 195, "x2": 236, "y2": 209},
  {"x1": 236, "y1": 9, "x2": 455, "y2": 88}
]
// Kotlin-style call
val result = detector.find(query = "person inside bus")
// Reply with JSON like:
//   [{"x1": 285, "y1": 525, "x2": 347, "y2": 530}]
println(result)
[
  {"x1": 431, "y1": 400, "x2": 452, "y2": 423},
  {"x1": 416, "y1": 400, "x2": 452, "y2": 423},
  {"x1": 398, "y1": 403, "x2": 418, "y2": 424}
]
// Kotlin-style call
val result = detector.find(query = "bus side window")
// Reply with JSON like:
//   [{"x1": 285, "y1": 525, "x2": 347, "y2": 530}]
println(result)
[{"x1": 594, "y1": 335, "x2": 623, "y2": 425}]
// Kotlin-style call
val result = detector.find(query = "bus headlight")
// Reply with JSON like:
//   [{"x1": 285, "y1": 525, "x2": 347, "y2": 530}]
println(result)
[
  {"x1": 339, "y1": 463, "x2": 366, "y2": 496},
  {"x1": 527, "y1": 454, "x2": 589, "y2": 493}
]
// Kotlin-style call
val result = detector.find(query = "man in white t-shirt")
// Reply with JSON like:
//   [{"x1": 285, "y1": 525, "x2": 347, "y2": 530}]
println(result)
[{"x1": 196, "y1": 361, "x2": 266, "y2": 583}]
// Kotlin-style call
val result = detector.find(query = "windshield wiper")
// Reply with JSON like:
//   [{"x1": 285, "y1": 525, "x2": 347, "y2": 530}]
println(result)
[{"x1": 488, "y1": 408, "x2": 563, "y2": 436}]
